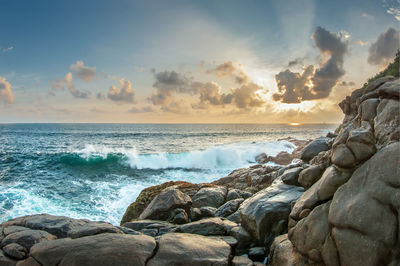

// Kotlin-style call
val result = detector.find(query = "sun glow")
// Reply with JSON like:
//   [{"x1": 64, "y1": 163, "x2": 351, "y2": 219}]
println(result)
[{"x1": 289, "y1": 122, "x2": 301, "y2": 126}]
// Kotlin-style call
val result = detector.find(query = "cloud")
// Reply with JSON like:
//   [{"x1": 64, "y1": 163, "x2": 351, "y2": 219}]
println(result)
[
  {"x1": 191, "y1": 81, "x2": 233, "y2": 108},
  {"x1": 368, "y1": 27, "x2": 400, "y2": 65},
  {"x1": 129, "y1": 106, "x2": 155, "y2": 113},
  {"x1": 2, "y1": 46, "x2": 13, "y2": 53},
  {"x1": 107, "y1": 78, "x2": 136, "y2": 103},
  {"x1": 51, "y1": 72, "x2": 89, "y2": 99},
  {"x1": 70, "y1": 61, "x2": 96, "y2": 82},
  {"x1": 149, "y1": 70, "x2": 192, "y2": 105},
  {"x1": 274, "y1": 27, "x2": 348, "y2": 103},
  {"x1": 287, "y1": 58, "x2": 305, "y2": 67},
  {"x1": 0, "y1": 76, "x2": 14, "y2": 104},
  {"x1": 205, "y1": 61, "x2": 249, "y2": 84},
  {"x1": 160, "y1": 101, "x2": 189, "y2": 114}
]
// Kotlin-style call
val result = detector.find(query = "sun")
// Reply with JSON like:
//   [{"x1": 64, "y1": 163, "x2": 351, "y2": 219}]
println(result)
[{"x1": 289, "y1": 122, "x2": 301, "y2": 126}]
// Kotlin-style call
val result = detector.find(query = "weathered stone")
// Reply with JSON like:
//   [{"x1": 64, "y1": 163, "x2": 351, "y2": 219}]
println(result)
[
  {"x1": 268, "y1": 234, "x2": 312, "y2": 266},
  {"x1": 361, "y1": 98, "x2": 380, "y2": 121},
  {"x1": 226, "y1": 211, "x2": 241, "y2": 223},
  {"x1": 329, "y1": 143, "x2": 400, "y2": 265},
  {"x1": 68, "y1": 222, "x2": 123, "y2": 238},
  {"x1": 138, "y1": 188, "x2": 192, "y2": 220},
  {"x1": 226, "y1": 189, "x2": 253, "y2": 201},
  {"x1": 281, "y1": 167, "x2": 303, "y2": 186},
  {"x1": 199, "y1": 206, "x2": 217, "y2": 218},
  {"x1": 2, "y1": 243, "x2": 28, "y2": 260},
  {"x1": 209, "y1": 235, "x2": 238, "y2": 248},
  {"x1": 0, "y1": 249, "x2": 17, "y2": 266},
  {"x1": 1, "y1": 229, "x2": 56, "y2": 250},
  {"x1": 215, "y1": 199, "x2": 244, "y2": 218},
  {"x1": 147, "y1": 233, "x2": 231, "y2": 266},
  {"x1": 239, "y1": 181, "x2": 303, "y2": 246},
  {"x1": 321, "y1": 235, "x2": 339, "y2": 266},
  {"x1": 122, "y1": 220, "x2": 175, "y2": 236},
  {"x1": 298, "y1": 165, "x2": 324, "y2": 188},
  {"x1": 300, "y1": 138, "x2": 330, "y2": 162},
  {"x1": 192, "y1": 187, "x2": 227, "y2": 208},
  {"x1": 377, "y1": 79, "x2": 400, "y2": 99},
  {"x1": 229, "y1": 226, "x2": 252, "y2": 249},
  {"x1": 346, "y1": 129, "x2": 376, "y2": 162},
  {"x1": 363, "y1": 76, "x2": 395, "y2": 94},
  {"x1": 374, "y1": 99, "x2": 400, "y2": 145},
  {"x1": 28, "y1": 233, "x2": 156, "y2": 266},
  {"x1": 190, "y1": 207, "x2": 202, "y2": 221},
  {"x1": 232, "y1": 256, "x2": 254, "y2": 266},
  {"x1": 248, "y1": 247, "x2": 265, "y2": 262},
  {"x1": 169, "y1": 208, "x2": 188, "y2": 224},
  {"x1": 177, "y1": 217, "x2": 236, "y2": 236},
  {"x1": 3, "y1": 227, "x2": 30, "y2": 237},
  {"x1": 330, "y1": 144, "x2": 355, "y2": 168}
]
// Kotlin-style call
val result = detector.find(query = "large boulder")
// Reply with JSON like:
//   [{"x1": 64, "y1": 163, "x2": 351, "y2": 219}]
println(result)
[
  {"x1": 23, "y1": 233, "x2": 156, "y2": 266},
  {"x1": 0, "y1": 249, "x2": 17, "y2": 266},
  {"x1": 138, "y1": 188, "x2": 192, "y2": 221},
  {"x1": 177, "y1": 217, "x2": 236, "y2": 236},
  {"x1": 215, "y1": 199, "x2": 244, "y2": 218},
  {"x1": 377, "y1": 78, "x2": 400, "y2": 98},
  {"x1": 298, "y1": 165, "x2": 324, "y2": 188},
  {"x1": 239, "y1": 181, "x2": 303, "y2": 246},
  {"x1": 281, "y1": 167, "x2": 303, "y2": 186},
  {"x1": 147, "y1": 233, "x2": 231, "y2": 266},
  {"x1": 300, "y1": 138, "x2": 330, "y2": 162},
  {"x1": 192, "y1": 187, "x2": 227, "y2": 208},
  {"x1": 374, "y1": 99, "x2": 399, "y2": 146},
  {"x1": 1, "y1": 229, "x2": 56, "y2": 250}
]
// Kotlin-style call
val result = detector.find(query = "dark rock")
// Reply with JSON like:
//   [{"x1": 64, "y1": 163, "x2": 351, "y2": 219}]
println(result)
[
  {"x1": 2, "y1": 243, "x2": 28, "y2": 260},
  {"x1": 122, "y1": 220, "x2": 175, "y2": 236},
  {"x1": 190, "y1": 208, "x2": 202, "y2": 221},
  {"x1": 192, "y1": 187, "x2": 227, "y2": 208},
  {"x1": 28, "y1": 233, "x2": 156, "y2": 266},
  {"x1": 140, "y1": 228, "x2": 158, "y2": 237},
  {"x1": 239, "y1": 181, "x2": 303, "y2": 246},
  {"x1": 226, "y1": 189, "x2": 253, "y2": 201},
  {"x1": 300, "y1": 138, "x2": 330, "y2": 162},
  {"x1": 298, "y1": 165, "x2": 324, "y2": 188},
  {"x1": 3, "y1": 226, "x2": 30, "y2": 236},
  {"x1": 209, "y1": 235, "x2": 238, "y2": 248},
  {"x1": 1, "y1": 229, "x2": 56, "y2": 250},
  {"x1": 326, "y1": 132, "x2": 337, "y2": 138},
  {"x1": 68, "y1": 221, "x2": 123, "y2": 239},
  {"x1": 215, "y1": 199, "x2": 244, "y2": 218},
  {"x1": 280, "y1": 167, "x2": 303, "y2": 186},
  {"x1": 116, "y1": 226, "x2": 142, "y2": 235},
  {"x1": 138, "y1": 188, "x2": 192, "y2": 220},
  {"x1": 177, "y1": 217, "x2": 236, "y2": 236},
  {"x1": 0, "y1": 249, "x2": 17, "y2": 266},
  {"x1": 147, "y1": 233, "x2": 231, "y2": 266},
  {"x1": 331, "y1": 144, "x2": 356, "y2": 168},
  {"x1": 229, "y1": 226, "x2": 252, "y2": 249},
  {"x1": 226, "y1": 211, "x2": 241, "y2": 223},
  {"x1": 248, "y1": 247, "x2": 265, "y2": 262},
  {"x1": 199, "y1": 206, "x2": 217, "y2": 218},
  {"x1": 169, "y1": 208, "x2": 189, "y2": 224}
]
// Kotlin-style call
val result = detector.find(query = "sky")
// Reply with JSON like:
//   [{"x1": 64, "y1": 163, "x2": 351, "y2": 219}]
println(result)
[{"x1": 0, "y1": 0, "x2": 399, "y2": 123}]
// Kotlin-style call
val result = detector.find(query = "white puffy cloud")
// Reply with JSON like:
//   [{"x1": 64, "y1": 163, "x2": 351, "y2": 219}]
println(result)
[
  {"x1": 107, "y1": 79, "x2": 136, "y2": 103},
  {"x1": 70, "y1": 61, "x2": 96, "y2": 82},
  {"x1": 0, "y1": 76, "x2": 14, "y2": 104}
]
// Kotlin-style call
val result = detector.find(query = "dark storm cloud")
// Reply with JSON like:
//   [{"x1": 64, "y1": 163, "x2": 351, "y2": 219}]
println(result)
[
  {"x1": 273, "y1": 27, "x2": 348, "y2": 103},
  {"x1": 368, "y1": 27, "x2": 400, "y2": 65}
]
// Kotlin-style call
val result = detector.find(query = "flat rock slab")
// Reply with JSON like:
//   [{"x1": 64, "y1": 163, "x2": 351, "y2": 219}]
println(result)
[
  {"x1": 177, "y1": 217, "x2": 237, "y2": 236},
  {"x1": 24, "y1": 233, "x2": 156, "y2": 266},
  {"x1": 147, "y1": 233, "x2": 231, "y2": 266}
]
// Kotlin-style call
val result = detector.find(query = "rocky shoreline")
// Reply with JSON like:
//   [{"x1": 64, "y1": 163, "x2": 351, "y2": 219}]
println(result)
[{"x1": 1, "y1": 77, "x2": 399, "y2": 265}]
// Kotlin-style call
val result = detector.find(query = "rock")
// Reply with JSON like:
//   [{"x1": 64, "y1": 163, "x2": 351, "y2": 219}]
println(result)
[
  {"x1": 1, "y1": 214, "x2": 88, "y2": 238},
  {"x1": 122, "y1": 220, "x2": 175, "y2": 236},
  {"x1": 2, "y1": 243, "x2": 28, "y2": 260},
  {"x1": 147, "y1": 233, "x2": 231, "y2": 266},
  {"x1": 120, "y1": 181, "x2": 201, "y2": 225},
  {"x1": 190, "y1": 207, "x2": 202, "y2": 221},
  {"x1": 28, "y1": 233, "x2": 156, "y2": 266},
  {"x1": 199, "y1": 206, "x2": 217, "y2": 218},
  {"x1": 326, "y1": 132, "x2": 337, "y2": 138},
  {"x1": 1, "y1": 229, "x2": 56, "y2": 250},
  {"x1": 116, "y1": 226, "x2": 142, "y2": 235},
  {"x1": 300, "y1": 138, "x2": 330, "y2": 162},
  {"x1": 68, "y1": 221, "x2": 123, "y2": 238},
  {"x1": 281, "y1": 167, "x2": 303, "y2": 186},
  {"x1": 346, "y1": 129, "x2": 376, "y2": 162},
  {"x1": 361, "y1": 98, "x2": 379, "y2": 122},
  {"x1": 248, "y1": 247, "x2": 265, "y2": 262},
  {"x1": 177, "y1": 217, "x2": 236, "y2": 236},
  {"x1": 255, "y1": 153, "x2": 268, "y2": 164},
  {"x1": 374, "y1": 99, "x2": 400, "y2": 145},
  {"x1": 288, "y1": 202, "x2": 331, "y2": 262},
  {"x1": 0, "y1": 249, "x2": 17, "y2": 266},
  {"x1": 363, "y1": 76, "x2": 395, "y2": 94},
  {"x1": 377, "y1": 79, "x2": 400, "y2": 99},
  {"x1": 169, "y1": 208, "x2": 188, "y2": 224},
  {"x1": 226, "y1": 189, "x2": 253, "y2": 201},
  {"x1": 3, "y1": 227, "x2": 30, "y2": 236},
  {"x1": 229, "y1": 226, "x2": 252, "y2": 249},
  {"x1": 215, "y1": 199, "x2": 244, "y2": 217},
  {"x1": 138, "y1": 188, "x2": 192, "y2": 220},
  {"x1": 192, "y1": 187, "x2": 227, "y2": 208},
  {"x1": 268, "y1": 234, "x2": 311, "y2": 266},
  {"x1": 226, "y1": 211, "x2": 241, "y2": 223},
  {"x1": 209, "y1": 235, "x2": 238, "y2": 248},
  {"x1": 239, "y1": 181, "x2": 303, "y2": 246},
  {"x1": 328, "y1": 143, "x2": 400, "y2": 265},
  {"x1": 330, "y1": 144, "x2": 356, "y2": 168},
  {"x1": 298, "y1": 165, "x2": 324, "y2": 188},
  {"x1": 232, "y1": 256, "x2": 254, "y2": 266}
]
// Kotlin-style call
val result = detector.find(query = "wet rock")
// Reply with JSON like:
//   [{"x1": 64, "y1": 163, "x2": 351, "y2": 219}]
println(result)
[
  {"x1": 192, "y1": 187, "x2": 227, "y2": 208},
  {"x1": 300, "y1": 138, "x2": 330, "y2": 162},
  {"x1": 281, "y1": 167, "x2": 303, "y2": 186},
  {"x1": 147, "y1": 233, "x2": 231, "y2": 266},
  {"x1": 2, "y1": 243, "x2": 27, "y2": 260},
  {"x1": 331, "y1": 144, "x2": 356, "y2": 168},
  {"x1": 298, "y1": 165, "x2": 324, "y2": 188},
  {"x1": 1, "y1": 229, "x2": 56, "y2": 250},
  {"x1": 215, "y1": 199, "x2": 244, "y2": 218},
  {"x1": 138, "y1": 188, "x2": 192, "y2": 220},
  {"x1": 28, "y1": 233, "x2": 156, "y2": 266},
  {"x1": 239, "y1": 181, "x2": 303, "y2": 246},
  {"x1": 177, "y1": 217, "x2": 236, "y2": 236}
]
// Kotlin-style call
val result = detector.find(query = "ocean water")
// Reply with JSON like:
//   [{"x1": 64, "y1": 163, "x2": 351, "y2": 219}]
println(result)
[{"x1": 0, "y1": 123, "x2": 337, "y2": 225}]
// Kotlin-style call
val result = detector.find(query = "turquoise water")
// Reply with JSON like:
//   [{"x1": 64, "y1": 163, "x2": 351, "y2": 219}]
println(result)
[{"x1": 0, "y1": 123, "x2": 336, "y2": 224}]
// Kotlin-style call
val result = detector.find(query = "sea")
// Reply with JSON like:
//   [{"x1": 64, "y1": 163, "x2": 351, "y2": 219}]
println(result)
[{"x1": 0, "y1": 123, "x2": 337, "y2": 225}]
